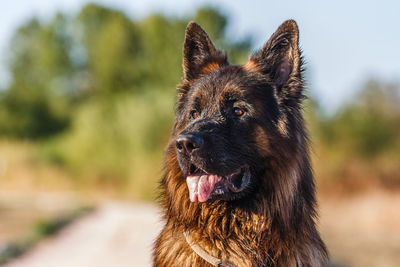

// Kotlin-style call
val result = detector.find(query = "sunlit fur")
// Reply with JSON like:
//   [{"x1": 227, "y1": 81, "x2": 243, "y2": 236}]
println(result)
[{"x1": 153, "y1": 20, "x2": 327, "y2": 266}]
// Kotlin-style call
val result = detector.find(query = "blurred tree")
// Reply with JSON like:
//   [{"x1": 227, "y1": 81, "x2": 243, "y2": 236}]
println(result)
[
  {"x1": 0, "y1": 4, "x2": 251, "y2": 139},
  {"x1": 0, "y1": 4, "x2": 255, "y2": 192},
  {"x1": 0, "y1": 2, "x2": 399, "y2": 194},
  {"x1": 77, "y1": 4, "x2": 141, "y2": 96},
  {"x1": 0, "y1": 15, "x2": 74, "y2": 138},
  {"x1": 194, "y1": 7, "x2": 227, "y2": 43},
  {"x1": 319, "y1": 79, "x2": 400, "y2": 158},
  {"x1": 194, "y1": 7, "x2": 251, "y2": 64},
  {"x1": 136, "y1": 14, "x2": 186, "y2": 91}
]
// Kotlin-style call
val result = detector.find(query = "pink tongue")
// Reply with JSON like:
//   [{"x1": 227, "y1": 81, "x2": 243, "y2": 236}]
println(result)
[{"x1": 186, "y1": 174, "x2": 216, "y2": 202}]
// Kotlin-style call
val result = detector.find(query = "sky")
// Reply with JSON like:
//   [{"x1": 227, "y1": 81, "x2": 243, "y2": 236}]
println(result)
[{"x1": 1, "y1": 0, "x2": 399, "y2": 112}]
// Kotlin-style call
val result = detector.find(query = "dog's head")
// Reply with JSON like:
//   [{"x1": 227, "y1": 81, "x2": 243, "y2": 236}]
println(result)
[{"x1": 172, "y1": 20, "x2": 304, "y2": 202}]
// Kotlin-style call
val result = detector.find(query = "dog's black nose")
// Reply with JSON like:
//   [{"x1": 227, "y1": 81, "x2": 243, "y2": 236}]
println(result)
[{"x1": 176, "y1": 134, "x2": 203, "y2": 154}]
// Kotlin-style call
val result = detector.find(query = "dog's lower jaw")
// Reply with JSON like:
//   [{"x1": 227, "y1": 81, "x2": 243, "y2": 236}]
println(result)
[{"x1": 185, "y1": 166, "x2": 252, "y2": 202}]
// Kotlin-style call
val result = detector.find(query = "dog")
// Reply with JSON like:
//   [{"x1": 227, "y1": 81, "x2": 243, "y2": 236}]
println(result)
[{"x1": 153, "y1": 20, "x2": 327, "y2": 266}]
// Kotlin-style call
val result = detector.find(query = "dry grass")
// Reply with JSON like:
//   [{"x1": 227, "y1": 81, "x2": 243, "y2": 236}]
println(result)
[
  {"x1": 0, "y1": 140, "x2": 74, "y2": 192},
  {"x1": 319, "y1": 190, "x2": 400, "y2": 267},
  {"x1": 0, "y1": 190, "x2": 83, "y2": 244},
  {"x1": 1, "y1": 140, "x2": 400, "y2": 266},
  {"x1": 0, "y1": 140, "x2": 90, "y2": 248}
]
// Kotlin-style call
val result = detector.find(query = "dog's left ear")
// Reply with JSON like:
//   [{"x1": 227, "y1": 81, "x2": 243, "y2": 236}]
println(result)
[
  {"x1": 182, "y1": 22, "x2": 227, "y2": 81},
  {"x1": 246, "y1": 20, "x2": 303, "y2": 104}
]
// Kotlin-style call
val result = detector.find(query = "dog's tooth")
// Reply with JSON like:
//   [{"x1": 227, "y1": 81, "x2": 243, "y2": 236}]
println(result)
[
  {"x1": 215, "y1": 189, "x2": 224, "y2": 195},
  {"x1": 186, "y1": 175, "x2": 200, "y2": 202}
]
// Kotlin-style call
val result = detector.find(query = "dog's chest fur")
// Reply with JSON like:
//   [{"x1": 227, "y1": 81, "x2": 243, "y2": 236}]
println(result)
[
  {"x1": 154, "y1": 213, "x2": 269, "y2": 266},
  {"x1": 152, "y1": 20, "x2": 327, "y2": 267}
]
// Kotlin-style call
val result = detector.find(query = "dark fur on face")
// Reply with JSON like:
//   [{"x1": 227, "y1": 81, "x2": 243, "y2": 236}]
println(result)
[{"x1": 153, "y1": 20, "x2": 328, "y2": 266}]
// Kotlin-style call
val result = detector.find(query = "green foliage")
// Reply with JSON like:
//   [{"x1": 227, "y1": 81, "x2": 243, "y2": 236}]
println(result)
[
  {"x1": 44, "y1": 90, "x2": 174, "y2": 199},
  {"x1": 193, "y1": 7, "x2": 251, "y2": 64},
  {"x1": 312, "y1": 79, "x2": 400, "y2": 191},
  {"x1": 0, "y1": 4, "x2": 252, "y2": 197},
  {"x1": 78, "y1": 4, "x2": 141, "y2": 95},
  {"x1": 194, "y1": 7, "x2": 227, "y2": 42},
  {"x1": 319, "y1": 79, "x2": 400, "y2": 158},
  {"x1": 34, "y1": 207, "x2": 93, "y2": 236},
  {"x1": 0, "y1": 3, "x2": 399, "y2": 196},
  {"x1": 0, "y1": 4, "x2": 250, "y2": 139},
  {"x1": 0, "y1": 15, "x2": 73, "y2": 138}
]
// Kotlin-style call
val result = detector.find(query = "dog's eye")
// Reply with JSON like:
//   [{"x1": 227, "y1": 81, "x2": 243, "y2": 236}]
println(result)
[
  {"x1": 233, "y1": 107, "x2": 244, "y2": 116},
  {"x1": 190, "y1": 110, "x2": 199, "y2": 119}
]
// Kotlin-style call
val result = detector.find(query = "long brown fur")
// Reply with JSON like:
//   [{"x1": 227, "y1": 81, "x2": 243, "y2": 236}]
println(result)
[{"x1": 153, "y1": 20, "x2": 327, "y2": 267}]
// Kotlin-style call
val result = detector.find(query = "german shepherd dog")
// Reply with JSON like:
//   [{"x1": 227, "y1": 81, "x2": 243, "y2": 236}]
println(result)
[{"x1": 153, "y1": 20, "x2": 327, "y2": 266}]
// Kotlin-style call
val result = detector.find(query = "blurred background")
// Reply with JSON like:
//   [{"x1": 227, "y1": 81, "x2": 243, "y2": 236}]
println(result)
[{"x1": 0, "y1": 1, "x2": 399, "y2": 266}]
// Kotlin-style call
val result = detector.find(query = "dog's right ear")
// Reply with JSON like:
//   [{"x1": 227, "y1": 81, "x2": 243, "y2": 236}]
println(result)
[
  {"x1": 182, "y1": 22, "x2": 227, "y2": 81},
  {"x1": 244, "y1": 20, "x2": 303, "y2": 106}
]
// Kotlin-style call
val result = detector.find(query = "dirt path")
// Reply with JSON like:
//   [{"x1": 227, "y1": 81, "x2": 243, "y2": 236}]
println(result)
[
  {"x1": 4, "y1": 202, "x2": 162, "y2": 267},
  {"x1": 319, "y1": 191, "x2": 400, "y2": 267},
  {"x1": 3, "y1": 192, "x2": 400, "y2": 267}
]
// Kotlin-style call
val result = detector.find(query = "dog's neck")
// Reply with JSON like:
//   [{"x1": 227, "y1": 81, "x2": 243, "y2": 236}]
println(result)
[{"x1": 183, "y1": 231, "x2": 225, "y2": 266}]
